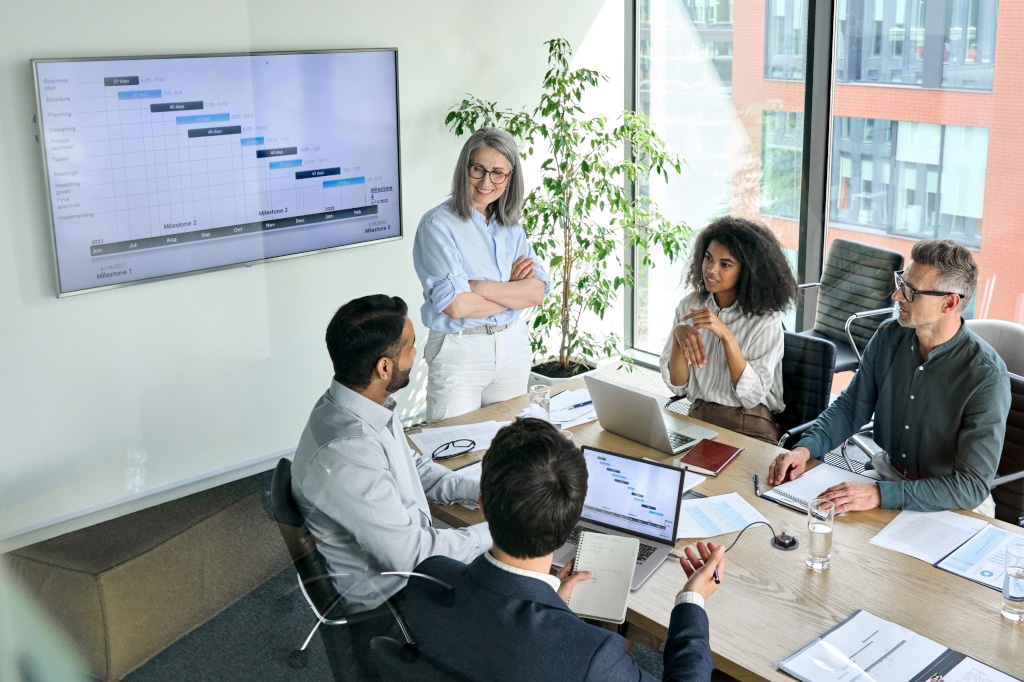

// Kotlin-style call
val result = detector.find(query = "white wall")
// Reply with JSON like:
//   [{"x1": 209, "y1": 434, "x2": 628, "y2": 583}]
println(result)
[{"x1": 0, "y1": 0, "x2": 625, "y2": 549}]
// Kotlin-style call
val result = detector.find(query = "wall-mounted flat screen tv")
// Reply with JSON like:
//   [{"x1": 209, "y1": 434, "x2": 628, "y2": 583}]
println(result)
[{"x1": 32, "y1": 49, "x2": 402, "y2": 296}]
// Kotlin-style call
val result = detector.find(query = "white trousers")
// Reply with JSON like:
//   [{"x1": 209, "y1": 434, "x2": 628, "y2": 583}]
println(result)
[{"x1": 424, "y1": 319, "x2": 531, "y2": 423}]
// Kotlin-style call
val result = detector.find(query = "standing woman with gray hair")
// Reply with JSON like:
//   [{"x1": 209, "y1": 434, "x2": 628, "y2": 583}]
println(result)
[{"x1": 414, "y1": 128, "x2": 549, "y2": 422}]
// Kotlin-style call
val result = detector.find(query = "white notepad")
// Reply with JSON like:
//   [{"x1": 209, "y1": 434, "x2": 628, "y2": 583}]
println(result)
[
  {"x1": 761, "y1": 463, "x2": 878, "y2": 512},
  {"x1": 566, "y1": 532, "x2": 639, "y2": 624}
]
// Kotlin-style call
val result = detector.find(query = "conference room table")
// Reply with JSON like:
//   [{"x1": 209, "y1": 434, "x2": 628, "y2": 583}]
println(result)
[{"x1": 417, "y1": 379, "x2": 1024, "y2": 681}]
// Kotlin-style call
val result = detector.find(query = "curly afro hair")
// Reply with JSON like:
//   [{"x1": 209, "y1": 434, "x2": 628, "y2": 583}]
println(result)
[{"x1": 685, "y1": 216, "x2": 798, "y2": 316}]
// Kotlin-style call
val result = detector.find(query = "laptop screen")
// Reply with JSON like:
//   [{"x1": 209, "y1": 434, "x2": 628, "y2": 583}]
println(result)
[{"x1": 579, "y1": 446, "x2": 684, "y2": 544}]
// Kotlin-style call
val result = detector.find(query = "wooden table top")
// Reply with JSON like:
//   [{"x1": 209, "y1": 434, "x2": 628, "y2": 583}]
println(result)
[{"x1": 413, "y1": 381, "x2": 1024, "y2": 681}]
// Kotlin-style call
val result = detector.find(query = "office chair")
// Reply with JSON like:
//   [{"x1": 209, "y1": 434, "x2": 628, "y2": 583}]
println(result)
[
  {"x1": 799, "y1": 238, "x2": 904, "y2": 374},
  {"x1": 992, "y1": 372, "x2": 1024, "y2": 526},
  {"x1": 370, "y1": 635, "x2": 470, "y2": 681},
  {"x1": 776, "y1": 332, "x2": 837, "y2": 449},
  {"x1": 271, "y1": 458, "x2": 396, "y2": 681},
  {"x1": 965, "y1": 319, "x2": 1024, "y2": 375}
]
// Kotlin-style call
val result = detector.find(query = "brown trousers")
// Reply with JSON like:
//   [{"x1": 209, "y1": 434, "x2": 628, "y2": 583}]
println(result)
[{"x1": 688, "y1": 399, "x2": 778, "y2": 445}]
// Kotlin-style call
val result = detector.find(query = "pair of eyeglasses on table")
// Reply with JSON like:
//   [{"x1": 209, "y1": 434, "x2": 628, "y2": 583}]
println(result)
[{"x1": 432, "y1": 439, "x2": 476, "y2": 460}]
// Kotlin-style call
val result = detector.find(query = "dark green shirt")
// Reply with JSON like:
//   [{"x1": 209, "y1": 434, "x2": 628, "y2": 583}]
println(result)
[{"x1": 797, "y1": 319, "x2": 1011, "y2": 511}]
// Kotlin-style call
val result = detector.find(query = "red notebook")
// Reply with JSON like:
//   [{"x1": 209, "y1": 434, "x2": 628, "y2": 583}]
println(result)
[{"x1": 676, "y1": 439, "x2": 742, "y2": 477}]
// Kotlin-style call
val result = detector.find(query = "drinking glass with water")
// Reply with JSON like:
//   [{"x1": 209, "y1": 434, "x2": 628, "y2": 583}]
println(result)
[
  {"x1": 1002, "y1": 543, "x2": 1024, "y2": 622},
  {"x1": 528, "y1": 385, "x2": 550, "y2": 421},
  {"x1": 806, "y1": 498, "x2": 835, "y2": 570}
]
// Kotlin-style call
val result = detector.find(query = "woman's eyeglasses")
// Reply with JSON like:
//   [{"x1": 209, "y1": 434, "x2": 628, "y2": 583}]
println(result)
[
  {"x1": 432, "y1": 438, "x2": 476, "y2": 460},
  {"x1": 467, "y1": 164, "x2": 510, "y2": 185}
]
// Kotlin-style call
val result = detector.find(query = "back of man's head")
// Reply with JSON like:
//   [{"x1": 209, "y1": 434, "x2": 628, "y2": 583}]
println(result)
[
  {"x1": 480, "y1": 418, "x2": 587, "y2": 559},
  {"x1": 910, "y1": 239, "x2": 978, "y2": 312},
  {"x1": 326, "y1": 294, "x2": 408, "y2": 389}
]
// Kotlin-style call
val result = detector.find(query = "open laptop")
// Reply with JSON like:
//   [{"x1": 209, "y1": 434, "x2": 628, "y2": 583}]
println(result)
[
  {"x1": 553, "y1": 446, "x2": 686, "y2": 590},
  {"x1": 584, "y1": 375, "x2": 718, "y2": 455}
]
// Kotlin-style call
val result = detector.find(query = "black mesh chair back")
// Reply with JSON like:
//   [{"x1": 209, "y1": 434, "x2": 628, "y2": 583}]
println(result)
[
  {"x1": 370, "y1": 636, "x2": 469, "y2": 682},
  {"x1": 271, "y1": 458, "x2": 367, "y2": 681},
  {"x1": 777, "y1": 332, "x2": 837, "y2": 449},
  {"x1": 802, "y1": 238, "x2": 904, "y2": 373},
  {"x1": 993, "y1": 373, "x2": 1024, "y2": 526},
  {"x1": 270, "y1": 458, "x2": 343, "y2": 618}
]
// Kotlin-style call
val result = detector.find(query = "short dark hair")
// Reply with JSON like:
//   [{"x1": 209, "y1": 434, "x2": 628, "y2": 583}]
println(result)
[
  {"x1": 480, "y1": 418, "x2": 587, "y2": 559},
  {"x1": 910, "y1": 239, "x2": 978, "y2": 312},
  {"x1": 686, "y1": 215, "x2": 798, "y2": 316},
  {"x1": 325, "y1": 295, "x2": 408, "y2": 390}
]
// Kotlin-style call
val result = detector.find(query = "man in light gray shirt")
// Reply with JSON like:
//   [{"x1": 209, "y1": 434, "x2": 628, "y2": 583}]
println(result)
[{"x1": 291, "y1": 294, "x2": 490, "y2": 678}]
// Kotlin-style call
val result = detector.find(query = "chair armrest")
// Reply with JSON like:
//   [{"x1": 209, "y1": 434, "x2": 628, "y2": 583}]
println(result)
[
  {"x1": 992, "y1": 470, "x2": 1024, "y2": 488},
  {"x1": 844, "y1": 308, "x2": 895, "y2": 361},
  {"x1": 839, "y1": 427, "x2": 875, "y2": 471},
  {"x1": 798, "y1": 282, "x2": 821, "y2": 290},
  {"x1": 778, "y1": 421, "x2": 815, "y2": 449}
]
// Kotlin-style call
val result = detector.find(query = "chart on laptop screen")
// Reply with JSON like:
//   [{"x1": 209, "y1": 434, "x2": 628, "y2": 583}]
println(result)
[{"x1": 581, "y1": 449, "x2": 681, "y2": 542}]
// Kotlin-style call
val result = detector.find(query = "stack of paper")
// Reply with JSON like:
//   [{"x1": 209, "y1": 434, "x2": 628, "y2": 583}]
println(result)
[
  {"x1": 406, "y1": 421, "x2": 510, "y2": 458},
  {"x1": 519, "y1": 388, "x2": 597, "y2": 428}
]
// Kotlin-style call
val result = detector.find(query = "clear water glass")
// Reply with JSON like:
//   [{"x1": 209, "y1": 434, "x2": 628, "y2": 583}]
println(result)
[
  {"x1": 1002, "y1": 543, "x2": 1024, "y2": 622},
  {"x1": 528, "y1": 385, "x2": 550, "y2": 421},
  {"x1": 806, "y1": 498, "x2": 835, "y2": 570}
]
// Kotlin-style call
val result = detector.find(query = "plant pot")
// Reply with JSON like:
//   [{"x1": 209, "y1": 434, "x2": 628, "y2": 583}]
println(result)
[{"x1": 528, "y1": 360, "x2": 598, "y2": 387}]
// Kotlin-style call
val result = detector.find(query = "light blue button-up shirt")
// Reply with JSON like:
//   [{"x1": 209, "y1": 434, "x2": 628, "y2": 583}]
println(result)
[
  {"x1": 413, "y1": 199, "x2": 550, "y2": 334},
  {"x1": 291, "y1": 380, "x2": 491, "y2": 612}
]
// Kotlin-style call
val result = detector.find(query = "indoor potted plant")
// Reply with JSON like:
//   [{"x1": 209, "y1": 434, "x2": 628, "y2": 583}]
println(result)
[{"x1": 445, "y1": 39, "x2": 691, "y2": 381}]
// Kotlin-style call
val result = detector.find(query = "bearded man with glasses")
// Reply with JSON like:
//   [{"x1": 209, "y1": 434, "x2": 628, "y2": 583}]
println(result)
[{"x1": 769, "y1": 240, "x2": 1011, "y2": 516}]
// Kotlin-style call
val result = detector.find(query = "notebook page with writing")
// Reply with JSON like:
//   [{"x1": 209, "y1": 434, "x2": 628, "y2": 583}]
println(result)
[
  {"x1": 567, "y1": 532, "x2": 639, "y2": 624},
  {"x1": 762, "y1": 463, "x2": 878, "y2": 511}
]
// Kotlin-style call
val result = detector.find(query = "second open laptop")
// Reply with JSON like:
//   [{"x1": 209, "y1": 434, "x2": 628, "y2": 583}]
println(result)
[
  {"x1": 584, "y1": 375, "x2": 718, "y2": 455},
  {"x1": 553, "y1": 445, "x2": 686, "y2": 590}
]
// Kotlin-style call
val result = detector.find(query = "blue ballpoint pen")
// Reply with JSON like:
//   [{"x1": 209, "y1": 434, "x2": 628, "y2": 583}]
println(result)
[
  {"x1": 754, "y1": 474, "x2": 760, "y2": 496},
  {"x1": 553, "y1": 400, "x2": 593, "y2": 412}
]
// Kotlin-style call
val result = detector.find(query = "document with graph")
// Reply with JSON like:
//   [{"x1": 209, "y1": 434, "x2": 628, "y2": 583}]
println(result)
[
  {"x1": 779, "y1": 609, "x2": 1017, "y2": 682},
  {"x1": 566, "y1": 531, "x2": 638, "y2": 624}
]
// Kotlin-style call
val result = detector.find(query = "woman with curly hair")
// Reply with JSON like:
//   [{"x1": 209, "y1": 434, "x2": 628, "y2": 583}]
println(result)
[{"x1": 659, "y1": 216, "x2": 798, "y2": 444}]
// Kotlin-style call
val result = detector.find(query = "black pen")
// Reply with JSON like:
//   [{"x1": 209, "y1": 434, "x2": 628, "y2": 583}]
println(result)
[
  {"x1": 754, "y1": 474, "x2": 760, "y2": 496},
  {"x1": 712, "y1": 567, "x2": 720, "y2": 584}
]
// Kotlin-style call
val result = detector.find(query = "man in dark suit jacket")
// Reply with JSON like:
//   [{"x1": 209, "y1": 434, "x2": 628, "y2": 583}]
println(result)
[{"x1": 402, "y1": 417, "x2": 725, "y2": 681}]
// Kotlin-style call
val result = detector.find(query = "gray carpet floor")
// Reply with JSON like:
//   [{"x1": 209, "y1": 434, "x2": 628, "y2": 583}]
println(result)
[{"x1": 124, "y1": 564, "x2": 665, "y2": 680}]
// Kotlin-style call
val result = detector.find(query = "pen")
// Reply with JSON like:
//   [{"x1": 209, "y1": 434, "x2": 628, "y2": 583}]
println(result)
[
  {"x1": 754, "y1": 474, "x2": 760, "y2": 496},
  {"x1": 553, "y1": 400, "x2": 593, "y2": 412},
  {"x1": 712, "y1": 567, "x2": 720, "y2": 584}
]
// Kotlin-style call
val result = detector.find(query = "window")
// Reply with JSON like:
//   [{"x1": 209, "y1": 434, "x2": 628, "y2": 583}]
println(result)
[
  {"x1": 633, "y1": 0, "x2": 806, "y2": 357},
  {"x1": 828, "y1": 117, "x2": 987, "y2": 248},
  {"x1": 761, "y1": 111, "x2": 804, "y2": 219},
  {"x1": 765, "y1": 0, "x2": 808, "y2": 80}
]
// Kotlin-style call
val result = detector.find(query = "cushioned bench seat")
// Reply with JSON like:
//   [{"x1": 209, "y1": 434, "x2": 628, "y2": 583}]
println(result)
[{"x1": 3, "y1": 473, "x2": 290, "y2": 681}]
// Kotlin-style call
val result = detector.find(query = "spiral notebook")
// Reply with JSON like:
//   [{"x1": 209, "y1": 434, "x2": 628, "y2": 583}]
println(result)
[
  {"x1": 566, "y1": 531, "x2": 639, "y2": 624},
  {"x1": 761, "y1": 463, "x2": 877, "y2": 512}
]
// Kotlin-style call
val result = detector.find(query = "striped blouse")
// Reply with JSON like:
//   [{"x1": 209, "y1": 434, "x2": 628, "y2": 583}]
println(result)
[{"x1": 658, "y1": 292, "x2": 785, "y2": 413}]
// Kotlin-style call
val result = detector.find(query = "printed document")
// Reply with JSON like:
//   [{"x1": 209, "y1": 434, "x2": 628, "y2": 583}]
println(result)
[{"x1": 869, "y1": 510, "x2": 987, "y2": 563}]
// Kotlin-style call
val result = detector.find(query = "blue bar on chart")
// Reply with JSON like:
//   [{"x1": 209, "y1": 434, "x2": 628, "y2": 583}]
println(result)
[
  {"x1": 268, "y1": 159, "x2": 303, "y2": 170},
  {"x1": 241, "y1": 137, "x2": 265, "y2": 146},
  {"x1": 175, "y1": 113, "x2": 231, "y2": 124},
  {"x1": 118, "y1": 90, "x2": 163, "y2": 100},
  {"x1": 322, "y1": 176, "x2": 365, "y2": 188}
]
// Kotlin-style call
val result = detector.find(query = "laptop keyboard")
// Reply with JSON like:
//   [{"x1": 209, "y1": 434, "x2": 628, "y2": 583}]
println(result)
[
  {"x1": 567, "y1": 525, "x2": 659, "y2": 566},
  {"x1": 667, "y1": 431, "x2": 695, "y2": 450}
]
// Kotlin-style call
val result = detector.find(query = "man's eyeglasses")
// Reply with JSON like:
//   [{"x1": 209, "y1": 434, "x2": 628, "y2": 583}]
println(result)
[
  {"x1": 432, "y1": 439, "x2": 476, "y2": 460},
  {"x1": 894, "y1": 270, "x2": 962, "y2": 303},
  {"x1": 467, "y1": 164, "x2": 510, "y2": 185}
]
